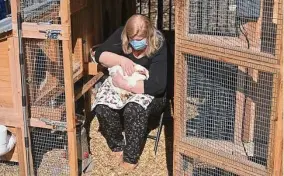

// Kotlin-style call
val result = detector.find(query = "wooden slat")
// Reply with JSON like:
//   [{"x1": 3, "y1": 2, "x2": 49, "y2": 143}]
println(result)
[
  {"x1": 179, "y1": 44, "x2": 279, "y2": 73},
  {"x1": 74, "y1": 72, "x2": 104, "y2": 101},
  {"x1": 16, "y1": 127, "x2": 25, "y2": 175},
  {"x1": 30, "y1": 106, "x2": 64, "y2": 121},
  {"x1": 273, "y1": 0, "x2": 279, "y2": 24},
  {"x1": 29, "y1": 118, "x2": 53, "y2": 129},
  {"x1": 0, "y1": 38, "x2": 13, "y2": 108},
  {"x1": 12, "y1": 22, "x2": 70, "y2": 40}
]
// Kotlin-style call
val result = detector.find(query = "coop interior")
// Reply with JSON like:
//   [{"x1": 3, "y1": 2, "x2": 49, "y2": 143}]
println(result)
[{"x1": 0, "y1": 0, "x2": 282, "y2": 176}]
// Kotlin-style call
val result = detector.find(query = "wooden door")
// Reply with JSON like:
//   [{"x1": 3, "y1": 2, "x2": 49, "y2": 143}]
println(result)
[{"x1": 173, "y1": 0, "x2": 283, "y2": 175}]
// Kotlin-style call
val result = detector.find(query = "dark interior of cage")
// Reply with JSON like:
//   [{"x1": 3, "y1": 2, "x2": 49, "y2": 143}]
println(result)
[
  {"x1": 20, "y1": 0, "x2": 61, "y2": 24},
  {"x1": 181, "y1": 154, "x2": 238, "y2": 176},
  {"x1": 24, "y1": 39, "x2": 68, "y2": 122},
  {"x1": 185, "y1": 54, "x2": 274, "y2": 166},
  {"x1": 30, "y1": 110, "x2": 90, "y2": 175},
  {"x1": 188, "y1": 0, "x2": 278, "y2": 56}
]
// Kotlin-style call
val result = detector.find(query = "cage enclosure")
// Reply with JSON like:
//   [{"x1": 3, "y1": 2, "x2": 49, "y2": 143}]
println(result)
[
  {"x1": 174, "y1": 0, "x2": 283, "y2": 176},
  {"x1": 0, "y1": 0, "x2": 135, "y2": 175}
]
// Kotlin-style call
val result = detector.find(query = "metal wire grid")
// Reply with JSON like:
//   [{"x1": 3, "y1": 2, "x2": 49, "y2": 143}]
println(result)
[
  {"x1": 180, "y1": 154, "x2": 238, "y2": 176},
  {"x1": 24, "y1": 39, "x2": 67, "y2": 122},
  {"x1": 187, "y1": 0, "x2": 279, "y2": 56},
  {"x1": 30, "y1": 127, "x2": 69, "y2": 175},
  {"x1": 183, "y1": 54, "x2": 276, "y2": 168},
  {"x1": 136, "y1": 0, "x2": 175, "y2": 30},
  {"x1": 20, "y1": 0, "x2": 61, "y2": 24},
  {"x1": 0, "y1": 161, "x2": 19, "y2": 175}
]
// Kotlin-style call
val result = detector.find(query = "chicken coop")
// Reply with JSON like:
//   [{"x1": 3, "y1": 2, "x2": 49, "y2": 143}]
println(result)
[
  {"x1": 0, "y1": 0, "x2": 282, "y2": 175},
  {"x1": 173, "y1": 0, "x2": 283, "y2": 176},
  {"x1": 0, "y1": 0, "x2": 135, "y2": 175}
]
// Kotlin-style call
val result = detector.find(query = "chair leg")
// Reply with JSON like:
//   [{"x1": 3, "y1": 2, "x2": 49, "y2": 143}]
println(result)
[{"x1": 154, "y1": 112, "x2": 164, "y2": 155}]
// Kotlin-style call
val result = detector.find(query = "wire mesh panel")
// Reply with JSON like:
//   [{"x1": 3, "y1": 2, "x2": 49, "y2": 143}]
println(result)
[
  {"x1": 183, "y1": 54, "x2": 277, "y2": 172},
  {"x1": 186, "y1": 0, "x2": 280, "y2": 57},
  {"x1": 180, "y1": 154, "x2": 239, "y2": 176},
  {"x1": 24, "y1": 39, "x2": 67, "y2": 122},
  {"x1": 30, "y1": 127, "x2": 69, "y2": 175},
  {"x1": 20, "y1": 0, "x2": 61, "y2": 24}
]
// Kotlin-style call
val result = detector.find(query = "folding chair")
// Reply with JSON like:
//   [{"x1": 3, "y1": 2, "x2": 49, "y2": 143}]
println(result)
[{"x1": 147, "y1": 111, "x2": 165, "y2": 156}]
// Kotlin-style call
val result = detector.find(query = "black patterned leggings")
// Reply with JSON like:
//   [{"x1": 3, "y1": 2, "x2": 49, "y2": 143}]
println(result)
[{"x1": 94, "y1": 97, "x2": 166, "y2": 164}]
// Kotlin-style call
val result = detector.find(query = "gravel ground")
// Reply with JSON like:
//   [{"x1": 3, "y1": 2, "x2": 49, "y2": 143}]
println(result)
[{"x1": 83, "y1": 117, "x2": 173, "y2": 176}]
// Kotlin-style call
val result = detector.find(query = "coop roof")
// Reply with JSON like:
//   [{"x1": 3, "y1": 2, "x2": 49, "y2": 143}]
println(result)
[{"x1": 0, "y1": 17, "x2": 12, "y2": 34}]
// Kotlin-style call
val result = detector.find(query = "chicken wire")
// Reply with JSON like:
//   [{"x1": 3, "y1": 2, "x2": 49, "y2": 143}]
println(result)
[
  {"x1": 30, "y1": 127, "x2": 69, "y2": 176},
  {"x1": 180, "y1": 154, "x2": 238, "y2": 176},
  {"x1": 20, "y1": 0, "x2": 61, "y2": 24},
  {"x1": 24, "y1": 39, "x2": 67, "y2": 122},
  {"x1": 187, "y1": 0, "x2": 280, "y2": 57},
  {"x1": 183, "y1": 54, "x2": 276, "y2": 170}
]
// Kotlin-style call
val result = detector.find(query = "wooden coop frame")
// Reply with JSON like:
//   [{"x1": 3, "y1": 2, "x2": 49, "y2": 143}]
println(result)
[
  {"x1": 0, "y1": 0, "x2": 135, "y2": 175},
  {"x1": 174, "y1": 0, "x2": 283, "y2": 176}
]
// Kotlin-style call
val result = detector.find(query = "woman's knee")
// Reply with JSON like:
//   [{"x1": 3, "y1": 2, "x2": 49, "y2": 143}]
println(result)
[
  {"x1": 123, "y1": 103, "x2": 145, "y2": 116},
  {"x1": 94, "y1": 104, "x2": 110, "y2": 117}
]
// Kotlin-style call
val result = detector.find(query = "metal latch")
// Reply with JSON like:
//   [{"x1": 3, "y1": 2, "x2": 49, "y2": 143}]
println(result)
[
  {"x1": 40, "y1": 118, "x2": 67, "y2": 132},
  {"x1": 39, "y1": 29, "x2": 62, "y2": 40}
]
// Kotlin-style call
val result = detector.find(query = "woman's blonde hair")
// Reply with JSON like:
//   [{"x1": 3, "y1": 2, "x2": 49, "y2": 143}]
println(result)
[{"x1": 121, "y1": 14, "x2": 164, "y2": 57}]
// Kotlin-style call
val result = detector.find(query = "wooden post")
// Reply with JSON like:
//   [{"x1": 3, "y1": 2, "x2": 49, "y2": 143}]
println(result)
[
  {"x1": 272, "y1": 1, "x2": 283, "y2": 174},
  {"x1": 241, "y1": 68, "x2": 258, "y2": 156},
  {"x1": 60, "y1": 0, "x2": 78, "y2": 175},
  {"x1": 10, "y1": 0, "x2": 35, "y2": 175},
  {"x1": 234, "y1": 66, "x2": 246, "y2": 146}
]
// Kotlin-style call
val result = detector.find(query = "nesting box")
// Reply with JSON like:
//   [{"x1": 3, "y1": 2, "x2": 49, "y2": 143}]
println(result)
[
  {"x1": 0, "y1": 0, "x2": 135, "y2": 175},
  {"x1": 174, "y1": 0, "x2": 283, "y2": 176}
]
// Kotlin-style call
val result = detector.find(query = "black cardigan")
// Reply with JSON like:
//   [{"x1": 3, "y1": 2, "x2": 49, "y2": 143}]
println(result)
[{"x1": 94, "y1": 27, "x2": 167, "y2": 97}]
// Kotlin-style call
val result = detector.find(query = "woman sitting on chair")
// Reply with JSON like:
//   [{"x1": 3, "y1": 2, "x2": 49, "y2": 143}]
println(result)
[{"x1": 91, "y1": 14, "x2": 167, "y2": 170}]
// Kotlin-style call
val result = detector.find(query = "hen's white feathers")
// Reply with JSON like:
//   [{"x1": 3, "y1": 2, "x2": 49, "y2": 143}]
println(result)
[{"x1": 108, "y1": 64, "x2": 149, "y2": 96}]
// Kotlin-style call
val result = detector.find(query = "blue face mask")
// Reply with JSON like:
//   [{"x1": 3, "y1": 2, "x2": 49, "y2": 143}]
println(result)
[{"x1": 129, "y1": 39, "x2": 147, "y2": 50}]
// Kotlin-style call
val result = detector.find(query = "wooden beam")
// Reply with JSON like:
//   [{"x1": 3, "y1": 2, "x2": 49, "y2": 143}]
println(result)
[
  {"x1": 12, "y1": 22, "x2": 70, "y2": 40},
  {"x1": 61, "y1": 0, "x2": 78, "y2": 175},
  {"x1": 74, "y1": 72, "x2": 104, "y2": 101},
  {"x1": 179, "y1": 44, "x2": 279, "y2": 73},
  {"x1": 180, "y1": 37, "x2": 277, "y2": 64},
  {"x1": 84, "y1": 62, "x2": 100, "y2": 75}
]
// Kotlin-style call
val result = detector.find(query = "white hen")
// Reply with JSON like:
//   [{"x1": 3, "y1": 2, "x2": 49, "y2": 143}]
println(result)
[{"x1": 108, "y1": 64, "x2": 149, "y2": 100}]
